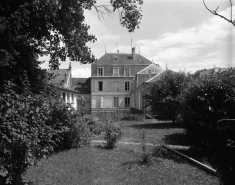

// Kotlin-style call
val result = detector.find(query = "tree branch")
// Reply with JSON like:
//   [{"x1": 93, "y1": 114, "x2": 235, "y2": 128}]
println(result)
[{"x1": 203, "y1": 0, "x2": 235, "y2": 26}]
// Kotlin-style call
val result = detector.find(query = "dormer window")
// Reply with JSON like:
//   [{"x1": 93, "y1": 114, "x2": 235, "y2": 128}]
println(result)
[
  {"x1": 113, "y1": 67, "x2": 119, "y2": 76},
  {"x1": 98, "y1": 67, "x2": 104, "y2": 76}
]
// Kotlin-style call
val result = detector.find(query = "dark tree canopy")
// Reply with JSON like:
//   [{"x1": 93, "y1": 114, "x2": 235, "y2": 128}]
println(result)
[{"x1": 0, "y1": 0, "x2": 143, "y2": 92}]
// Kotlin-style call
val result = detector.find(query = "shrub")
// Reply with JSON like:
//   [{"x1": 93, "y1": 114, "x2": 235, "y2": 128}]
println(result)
[
  {"x1": 104, "y1": 123, "x2": 124, "y2": 149},
  {"x1": 121, "y1": 114, "x2": 144, "y2": 121},
  {"x1": 180, "y1": 68, "x2": 235, "y2": 148}
]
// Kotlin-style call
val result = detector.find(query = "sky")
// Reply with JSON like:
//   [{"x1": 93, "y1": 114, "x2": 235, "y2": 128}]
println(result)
[{"x1": 40, "y1": 0, "x2": 235, "y2": 77}]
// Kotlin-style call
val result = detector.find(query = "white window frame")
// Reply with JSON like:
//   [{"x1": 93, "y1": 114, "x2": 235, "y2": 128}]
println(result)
[
  {"x1": 113, "y1": 67, "x2": 119, "y2": 76},
  {"x1": 124, "y1": 67, "x2": 131, "y2": 76},
  {"x1": 97, "y1": 67, "x2": 104, "y2": 76},
  {"x1": 125, "y1": 97, "x2": 130, "y2": 107},
  {"x1": 113, "y1": 97, "x2": 119, "y2": 108},
  {"x1": 124, "y1": 81, "x2": 131, "y2": 91},
  {"x1": 95, "y1": 81, "x2": 106, "y2": 91},
  {"x1": 113, "y1": 81, "x2": 120, "y2": 91}
]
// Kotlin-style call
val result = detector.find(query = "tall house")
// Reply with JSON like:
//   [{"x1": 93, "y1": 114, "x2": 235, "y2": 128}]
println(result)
[{"x1": 91, "y1": 48, "x2": 153, "y2": 112}]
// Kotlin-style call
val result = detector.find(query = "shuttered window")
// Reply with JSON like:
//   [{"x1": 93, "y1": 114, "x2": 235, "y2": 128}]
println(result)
[
  {"x1": 95, "y1": 81, "x2": 106, "y2": 91},
  {"x1": 113, "y1": 97, "x2": 119, "y2": 108}
]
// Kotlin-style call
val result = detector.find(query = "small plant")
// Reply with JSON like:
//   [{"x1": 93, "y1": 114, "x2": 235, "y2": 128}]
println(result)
[
  {"x1": 141, "y1": 130, "x2": 153, "y2": 165},
  {"x1": 104, "y1": 123, "x2": 124, "y2": 149}
]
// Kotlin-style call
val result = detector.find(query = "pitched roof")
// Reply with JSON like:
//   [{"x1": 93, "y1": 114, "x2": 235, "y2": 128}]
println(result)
[
  {"x1": 146, "y1": 69, "x2": 176, "y2": 83},
  {"x1": 47, "y1": 69, "x2": 70, "y2": 85},
  {"x1": 137, "y1": 63, "x2": 163, "y2": 74},
  {"x1": 71, "y1": 78, "x2": 91, "y2": 94},
  {"x1": 95, "y1": 53, "x2": 152, "y2": 65}
]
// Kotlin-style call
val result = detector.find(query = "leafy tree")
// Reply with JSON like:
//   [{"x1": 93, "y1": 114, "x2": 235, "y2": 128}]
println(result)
[{"x1": 145, "y1": 70, "x2": 187, "y2": 124}]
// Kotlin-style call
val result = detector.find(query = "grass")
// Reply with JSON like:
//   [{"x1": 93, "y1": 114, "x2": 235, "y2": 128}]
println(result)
[
  {"x1": 93, "y1": 119, "x2": 188, "y2": 146},
  {"x1": 26, "y1": 145, "x2": 219, "y2": 185},
  {"x1": 25, "y1": 119, "x2": 221, "y2": 184}
]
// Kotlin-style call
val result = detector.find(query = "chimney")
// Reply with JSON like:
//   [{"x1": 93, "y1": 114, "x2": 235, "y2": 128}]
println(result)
[
  {"x1": 149, "y1": 69, "x2": 151, "y2": 79},
  {"x1": 132, "y1": 47, "x2": 135, "y2": 59}
]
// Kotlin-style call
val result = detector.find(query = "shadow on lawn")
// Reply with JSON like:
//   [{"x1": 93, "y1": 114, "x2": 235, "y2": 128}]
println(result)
[
  {"x1": 128, "y1": 122, "x2": 183, "y2": 130},
  {"x1": 162, "y1": 133, "x2": 189, "y2": 146}
]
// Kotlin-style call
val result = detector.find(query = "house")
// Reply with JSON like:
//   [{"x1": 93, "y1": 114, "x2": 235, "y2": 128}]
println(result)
[
  {"x1": 71, "y1": 78, "x2": 91, "y2": 114},
  {"x1": 47, "y1": 63, "x2": 91, "y2": 112},
  {"x1": 90, "y1": 47, "x2": 162, "y2": 113}
]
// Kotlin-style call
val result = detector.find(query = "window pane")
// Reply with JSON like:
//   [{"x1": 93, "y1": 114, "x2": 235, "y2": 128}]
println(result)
[
  {"x1": 98, "y1": 68, "x2": 103, "y2": 76},
  {"x1": 98, "y1": 81, "x2": 103, "y2": 91},
  {"x1": 113, "y1": 68, "x2": 119, "y2": 76},
  {"x1": 125, "y1": 97, "x2": 130, "y2": 107},
  {"x1": 125, "y1": 81, "x2": 130, "y2": 91},
  {"x1": 125, "y1": 68, "x2": 130, "y2": 76},
  {"x1": 114, "y1": 97, "x2": 119, "y2": 107},
  {"x1": 113, "y1": 81, "x2": 119, "y2": 91}
]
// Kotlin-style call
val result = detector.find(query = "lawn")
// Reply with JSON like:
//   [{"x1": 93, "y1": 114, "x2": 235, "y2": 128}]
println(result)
[
  {"x1": 26, "y1": 119, "x2": 220, "y2": 185},
  {"x1": 94, "y1": 119, "x2": 189, "y2": 146},
  {"x1": 26, "y1": 145, "x2": 219, "y2": 185}
]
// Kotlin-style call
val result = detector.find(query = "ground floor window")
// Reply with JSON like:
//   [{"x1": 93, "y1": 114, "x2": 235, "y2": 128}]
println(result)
[
  {"x1": 125, "y1": 97, "x2": 130, "y2": 107},
  {"x1": 113, "y1": 97, "x2": 119, "y2": 108}
]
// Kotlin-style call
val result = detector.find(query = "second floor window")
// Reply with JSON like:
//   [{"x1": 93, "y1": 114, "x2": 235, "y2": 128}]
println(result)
[
  {"x1": 98, "y1": 67, "x2": 103, "y2": 76},
  {"x1": 125, "y1": 81, "x2": 130, "y2": 91},
  {"x1": 95, "y1": 81, "x2": 106, "y2": 91},
  {"x1": 124, "y1": 68, "x2": 130, "y2": 76},
  {"x1": 113, "y1": 67, "x2": 119, "y2": 76},
  {"x1": 113, "y1": 97, "x2": 119, "y2": 108},
  {"x1": 113, "y1": 81, "x2": 119, "y2": 91}
]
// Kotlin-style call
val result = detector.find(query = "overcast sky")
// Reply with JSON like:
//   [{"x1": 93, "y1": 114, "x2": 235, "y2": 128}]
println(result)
[{"x1": 40, "y1": 0, "x2": 235, "y2": 78}]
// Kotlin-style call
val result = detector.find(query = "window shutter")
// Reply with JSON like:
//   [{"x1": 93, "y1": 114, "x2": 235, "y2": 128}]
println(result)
[
  {"x1": 103, "y1": 81, "x2": 106, "y2": 91},
  {"x1": 100, "y1": 97, "x2": 103, "y2": 108},
  {"x1": 95, "y1": 81, "x2": 98, "y2": 91}
]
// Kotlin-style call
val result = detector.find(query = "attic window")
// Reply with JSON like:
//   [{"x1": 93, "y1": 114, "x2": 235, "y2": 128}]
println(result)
[{"x1": 114, "y1": 58, "x2": 117, "y2": 61}]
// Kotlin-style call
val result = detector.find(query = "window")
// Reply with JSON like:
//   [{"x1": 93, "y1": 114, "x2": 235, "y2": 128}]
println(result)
[
  {"x1": 113, "y1": 67, "x2": 119, "y2": 76},
  {"x1": 67, "y1": 93, "x2": 70, "y2": 103},
  {"x1": 124, "y1": 68, "x2": 130, "y2": 76},
  {"x1": 113, "y1": 81, "x2": 119, "y2": 91},
  {"x1": 98, "y1": 67, "x2": 104, "y2": 76},
  {"x1": 63, "y1": 92, "x2": 66, "y2": 101},
  {"x1": 98, "y1": 81, "x2": 103, "y2": 91},
  {"x1": 95, "y1": 81, "x2": 106, "y2": 91},
  {"x1": 125, "y1": 97, "x2": 130, "y2": 107},
  {"x1": 125, "y1": 81, "x2": 130, "y2": 91},
  {"x1": 113, "y1": 97, "x2": 119, "y2": 108},
  {"x1": 72, "y1": 94, "x2": 74, "y2": 103}
]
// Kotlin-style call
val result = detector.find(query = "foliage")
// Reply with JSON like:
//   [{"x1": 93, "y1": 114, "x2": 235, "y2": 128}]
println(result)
[
  {"x1": 121, "y1": 114, "x2": 144, "y2": 121},
  {"x1": 104, "y1": 123, "x2": 124, "y2": 149},
  {"x1": 180, "y1": 68, "x2": 235, "y2": 148},
  {"x1": 145, "y1": 70, "x2": 187, "y2": 124}
]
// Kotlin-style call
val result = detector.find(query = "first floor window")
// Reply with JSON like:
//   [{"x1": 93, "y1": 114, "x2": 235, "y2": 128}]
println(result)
[
  {"x1": 125, "y1": 81, "x2": 130, "y2": 91},
  {"x1": 72, "y1": 94, "x2": 74, "y2": 103},
  {"x1": 125, "y1": 97, "x2": 130, "y2": 107},
  {"x1": 113, "y1": 97, "x2": 119, "y2": 108}
]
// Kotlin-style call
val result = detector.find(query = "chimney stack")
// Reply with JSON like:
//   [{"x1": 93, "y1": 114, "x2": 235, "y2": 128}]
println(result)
[{"x1": 132, "y1": 47, "x2": 135, "y2": 59}]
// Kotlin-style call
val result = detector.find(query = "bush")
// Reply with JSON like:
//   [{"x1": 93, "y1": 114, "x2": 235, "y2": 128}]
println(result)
[
  {"x1": 121, "y1": 114, "x2": 144, "y2": 121},
  {"x1": 104, "y1": 123, "x2": 124, "y2": 149},
  {"x1": 180, "y1": 68, "x2": 235, "y2": 148}
]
